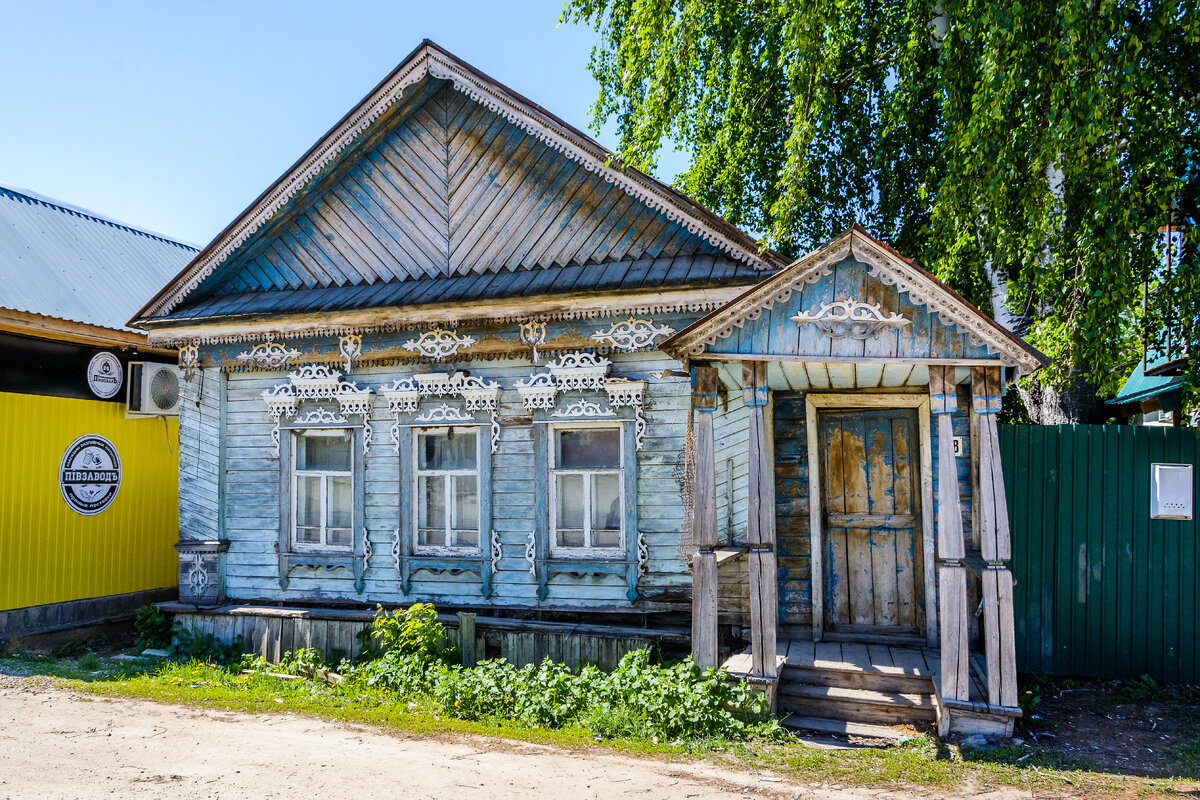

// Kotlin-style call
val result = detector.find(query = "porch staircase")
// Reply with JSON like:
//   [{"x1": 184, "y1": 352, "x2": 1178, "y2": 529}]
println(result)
[{"x1": 775, "y1": 640, "x2": 938, "y2": 740}]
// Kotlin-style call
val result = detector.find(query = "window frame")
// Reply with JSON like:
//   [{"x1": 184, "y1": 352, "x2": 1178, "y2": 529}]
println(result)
[
  {"x1": 411, "y1": 425, "x2": 483, "y2": 555},
  {"x1": 289, "y1": 428, "x2": 356, "y2": 553},
  {"x1": 547, "y1": 422, "x2": 626, "y2": 558}
]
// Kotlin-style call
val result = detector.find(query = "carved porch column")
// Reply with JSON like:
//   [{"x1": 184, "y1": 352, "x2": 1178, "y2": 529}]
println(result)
[
  {"x1": 743, "y1": 361, "x2": 778, "y2": 678},
  {"x1": 973, "y1": 366, "x2": 1019, "y2": 708},
  {"x1": 690, "y1": 364, "x2": 720, "y2": 669},
  {"x1": 930, "y1": 365, "x2": 969, "y2": 702}
]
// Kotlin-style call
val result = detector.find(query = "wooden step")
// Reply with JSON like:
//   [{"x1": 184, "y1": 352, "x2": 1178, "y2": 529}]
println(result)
[
  {"x1": 778, "y1": 683, "x2": 936, "y2": 725},
  {"x1": 781, "y1": 715, "x2": 911, "y2": 742},
  {"x1": 782, "y1": 663, "x2": 933, "y2": 695}
]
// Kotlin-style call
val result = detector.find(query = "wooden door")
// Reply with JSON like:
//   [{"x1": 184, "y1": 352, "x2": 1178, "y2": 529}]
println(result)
[{"x1": 819, "y1": 408, "x2": 923, "y2": 636}]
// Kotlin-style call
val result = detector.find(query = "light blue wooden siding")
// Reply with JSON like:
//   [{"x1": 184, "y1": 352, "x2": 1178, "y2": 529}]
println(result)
[
  {"x1": 200, "y1": 83, "x2": 721, "y2": 297},
  {"x1": 710, "y1": 257, "x2": 998, "y2": 362},
  {"x1": 209, "y1": 349, "x2": 691, "y2": 608},
  {"x1": 713, "y1": 402, "x2": 749, "y2": 545},
  {"x1": 179, "y1": 367, "x2": 221, "y2": 541}
]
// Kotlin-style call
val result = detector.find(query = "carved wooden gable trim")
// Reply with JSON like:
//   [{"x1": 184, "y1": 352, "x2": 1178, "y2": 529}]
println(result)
[
  {"x1": 134, "y1": 42, "x2": 781, "y2": 323},
  {"x1": 660, "y1": 227, "x2": 1049, "y2": 373}
]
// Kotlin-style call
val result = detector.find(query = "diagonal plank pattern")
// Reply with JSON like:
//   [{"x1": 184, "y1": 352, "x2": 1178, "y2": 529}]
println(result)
[{"x1": 198, "y1": 85, "x2": 720, "y2": 299}]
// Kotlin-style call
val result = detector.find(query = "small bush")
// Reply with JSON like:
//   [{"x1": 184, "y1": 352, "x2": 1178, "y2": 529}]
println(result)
[
  {"x1": 368, "y1": 602, "x2": 450, "y2": 661},
  {"x1": 1120, "y1": 674, "x2": 1162, "y2": 701},
  {"x1": 77, "y1": 652, "x2": 101, "y2": 671},
  {"x1": 134, "y1": 605, "x2": 172, "y2": 650},
  {"x1": 170, "y1": 625, "x2": 243, "y2": 667}
]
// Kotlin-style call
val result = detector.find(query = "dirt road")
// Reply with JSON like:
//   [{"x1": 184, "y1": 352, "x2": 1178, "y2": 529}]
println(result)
[{"x1": 0, "y1": 676, "x2": 1027, "y2": 799}]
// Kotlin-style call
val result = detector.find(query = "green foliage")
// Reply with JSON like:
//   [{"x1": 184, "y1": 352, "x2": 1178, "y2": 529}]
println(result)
[
  {"x1": 562, "y1": 0, "x2": 1200, "y2": 407},
  {"x1": 1120, "y1": 674, "x2": 1163, "y2": 701},
  {"x1": 368, "y1": 603, "x2": 450, "y2": 661},
  {"x1": 169, "y1": 625, "x2": 244, "y2": 667},
  {"x1": 134, "y1": 605, "x2": 173, "y2": 651},
  {"x1": 77, "y1": 652, "x2": 100, "y2": 671}
]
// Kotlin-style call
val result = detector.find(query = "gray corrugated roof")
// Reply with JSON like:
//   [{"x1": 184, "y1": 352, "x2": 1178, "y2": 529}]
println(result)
[
  {"x1": 150, "y1": 254, "x2": 768, "y2": 323},
  {"x1": 0, "y1": 183, "x2": 198, "y2": 332}
]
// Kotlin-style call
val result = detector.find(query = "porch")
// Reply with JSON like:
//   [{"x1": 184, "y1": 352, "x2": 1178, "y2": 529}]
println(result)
[
  {"x1": 691, "y1": 357, "x2": 1021, "y2": 738},
  {"x1": 723, "y1": 637, "x2": 1019, "y2": 739}
]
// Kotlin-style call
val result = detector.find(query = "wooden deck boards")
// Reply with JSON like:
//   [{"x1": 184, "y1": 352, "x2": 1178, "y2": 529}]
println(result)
[{"x1": 724, "y1": 637, "x2": 937, "y2": 678}]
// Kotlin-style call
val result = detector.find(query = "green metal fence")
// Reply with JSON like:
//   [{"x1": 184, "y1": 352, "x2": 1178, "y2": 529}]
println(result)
[{"x1": 1000, "y1": 424, "x2": 1199, "y2": 684}]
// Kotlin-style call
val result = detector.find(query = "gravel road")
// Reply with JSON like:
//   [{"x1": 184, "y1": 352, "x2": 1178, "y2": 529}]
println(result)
[{"x1": 0, "y1": 675, "x2": 1028, "y2": 799}]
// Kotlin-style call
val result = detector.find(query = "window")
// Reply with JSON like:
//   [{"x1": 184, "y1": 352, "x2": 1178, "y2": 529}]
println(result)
[
  {"x1": 550, "y1": 426, "x2": 623, "y2": 554},
  {"x1": 415, "y1": 427, "x2": 480, "y2": 551},
  {"x1": 292, "y1": 430, "x2": 354, "y2": 550}
]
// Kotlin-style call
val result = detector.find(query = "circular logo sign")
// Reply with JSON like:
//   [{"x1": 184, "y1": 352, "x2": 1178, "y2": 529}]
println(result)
[
  {"x1": 87, "y1": 352, "x2": 123, "y2": 399},
  {"x1": 59, "y1": 435, "x2": 122, "y2": 515}
]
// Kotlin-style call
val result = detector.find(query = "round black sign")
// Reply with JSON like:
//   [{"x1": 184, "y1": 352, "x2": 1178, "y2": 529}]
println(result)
[{"x1": 59, "y1": 435, "x2": 122, "y2": 515}]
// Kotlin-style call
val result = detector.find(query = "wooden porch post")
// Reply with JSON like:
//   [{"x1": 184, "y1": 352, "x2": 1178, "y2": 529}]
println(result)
[
  {"x1": 930, "y1": 366, "x2": 969, "y2": 702},
  {"x1": 743, "y1": 361, "x2": 778, "y2": 678},
  {"x1": 690, "y1": 364, "x2": 720, "y2": 669},
  {"x1": 972, "y1": 366, "x2": 1019, "y2": 709}
]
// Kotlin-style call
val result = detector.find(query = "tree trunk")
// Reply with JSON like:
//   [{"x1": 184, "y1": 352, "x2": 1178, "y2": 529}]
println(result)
[{"x1": 1018, "y1": 373, "x2": 1113, "y2": 425}]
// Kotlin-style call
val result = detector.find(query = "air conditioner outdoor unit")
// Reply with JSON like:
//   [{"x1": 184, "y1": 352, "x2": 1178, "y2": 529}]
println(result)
[{"x1": 126, "y1": 362, "x2": 182, "y2": 417}]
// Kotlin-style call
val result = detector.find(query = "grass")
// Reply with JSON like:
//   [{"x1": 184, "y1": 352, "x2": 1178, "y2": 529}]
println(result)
[{"x1": 1, "y1": 650, "x2": 1196, "y2": 799}]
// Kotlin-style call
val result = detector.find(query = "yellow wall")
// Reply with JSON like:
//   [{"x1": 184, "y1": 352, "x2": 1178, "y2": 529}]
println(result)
[{"x1": 0, "y1": 391, "x2": 179, "y2": 611}]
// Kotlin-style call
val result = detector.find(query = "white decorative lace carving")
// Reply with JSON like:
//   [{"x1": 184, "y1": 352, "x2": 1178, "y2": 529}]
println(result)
[
  {"x1": 791, "y1": 299, "x2": 910, "y2": 340},
  {"x1": 402, "y1": 328, "x2": 477, "y2": 360},
  {"x1": 178, "y1": 344, "x2": 199, "y2": 381},
  {"x1": 604, "y1": 379, "x2": 644, "y2": 408},
  {"x1": 289, "y1": 364, "x2": 343, "y2": 398},
  {"x1": 519, "y1": 320, "x2": 547, "y2": 363},
  {"x1": 415, "y1": 371, "x2": 462, "y2": 397},
  {"x1": 363, "y1": 420, "x2": 373, "y2": 456},
  {"x1": 458, "y1": 375, "x2": 501, "y2": 411},
  {"x1": 362, "y1": 532, "x2": 372, "y2": 574},
  {"x1": 590, "y1": 317, "x2": 675, "y2": 351},
  {"x1": 546, "y1": 351, "x2": 611, "y2": 391},
  {"x1": 525, "y1": 531, "x2": 536, "y2": 576},
  {"x1": 380, "y1": 377, "x2": 420, "y2": 413},
  {"x1": 338, "y1": 334, "x2": 363, "y2": 373},
  {"x1": 606, "y1": 379, "x2": 647, "y2": 451},
  {"x1": 335, "y1": 383, "x2": 373, "y2": 416},
  {"x1": 294, "y1": 408, "x2": 349, "y2": 426},
  {"x1": 516, "y1": 372, "x2": 557, "y2": 410},
  {"x1": 392, "y1": 528, "x2": 402, "y2": 571},
  {"x1": 489, "y1": 529, "x2": 502, "y2": 574},
  {"x1": 552, "y1": 398, "x2": 614, "y2": 418},
  {"x1": 489, "y1": 411, "x2": 500, "y2": 455},
  {"x1": 636, "y1": 533, "x2": 649, "y2": 576},
  {"x1": 186, "y1": 554, "x2": 210, "y2": 596},
  {"x1": 262, "y1": 383, "x2": 298, "y2": 418},
  {"x1": 236, "y1": 341, "x2": 301, "y2": 369},
  {"x1": 414, "y1": 403, "x2": 473, "y2": 423}
]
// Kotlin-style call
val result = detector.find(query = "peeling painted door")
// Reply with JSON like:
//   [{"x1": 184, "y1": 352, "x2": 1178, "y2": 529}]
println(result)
[{"x1": 819, "y1": 409, "x2": 923, "y2": 635}]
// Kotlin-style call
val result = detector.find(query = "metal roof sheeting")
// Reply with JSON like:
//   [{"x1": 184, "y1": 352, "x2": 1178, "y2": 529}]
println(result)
[
  {"x1": 152, "y1": 254, "x2": 767, "y2": 322},
  {"x1": 0, "y1": 183, "x2": 197, "y2": 332}
]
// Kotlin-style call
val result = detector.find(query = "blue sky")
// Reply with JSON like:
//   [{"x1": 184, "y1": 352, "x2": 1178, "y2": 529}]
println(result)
[{"x1": 0, "y1": 1, "x2": 688, "y2": 246}]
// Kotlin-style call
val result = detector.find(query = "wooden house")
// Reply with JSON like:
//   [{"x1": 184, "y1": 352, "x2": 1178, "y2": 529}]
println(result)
[{"x1": 133, "y1": 42, "x2": 1047, "y2": 737}]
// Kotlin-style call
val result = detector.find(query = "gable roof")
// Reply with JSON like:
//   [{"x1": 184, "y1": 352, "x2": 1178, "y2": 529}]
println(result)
[
  {"x1": 133, "y1": 41, "x2": 784, "y2": 325},
  {"x1": 660, "y1": 225, "x2": 1050, "y2": 374},
  {"x1": 0, "y1": 182, "x2": 197, "y2": 333}
]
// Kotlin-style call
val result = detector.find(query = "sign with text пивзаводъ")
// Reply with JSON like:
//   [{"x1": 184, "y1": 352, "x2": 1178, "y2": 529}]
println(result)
[{"x1": 59, "y1": 435, "x2": 121, "y2": 515}]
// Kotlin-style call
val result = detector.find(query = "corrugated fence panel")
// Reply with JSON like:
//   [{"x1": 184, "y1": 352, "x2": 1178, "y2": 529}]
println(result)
[
  {"x1": 0, "y1": 391, "x2": 179, "y2": 610},
  {"x1": 1001, "y1": 424, "x2": 1199, "y2": 683}
]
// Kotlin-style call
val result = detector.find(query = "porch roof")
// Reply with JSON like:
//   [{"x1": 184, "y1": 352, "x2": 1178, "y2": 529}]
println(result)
[{"x1": 660, "y1": 226, "x2": 1049, "y2": 374}]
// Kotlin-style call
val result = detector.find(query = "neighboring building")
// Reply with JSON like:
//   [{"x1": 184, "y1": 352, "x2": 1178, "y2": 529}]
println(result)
[
  {"x1": 1108, "y1": 348, "x2": 1188, "y2": 426},
  {"x1": 0, "y1": 183, "x2": 197, "y2": 639},
  {"x1": 133, "y1": 42, "x2": 1046, "y2": 736}
]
